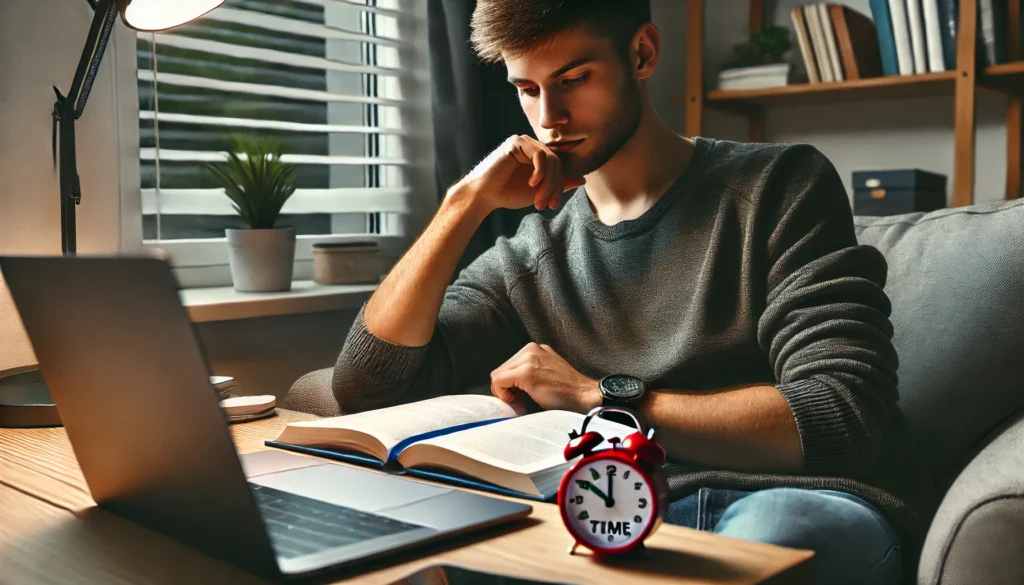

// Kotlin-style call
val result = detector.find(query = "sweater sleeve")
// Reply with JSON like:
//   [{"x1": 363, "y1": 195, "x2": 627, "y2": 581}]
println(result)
[
  {"x1": 755, "y1": 144, "x2": 901, "y2": 477},
  {"x1": 332, "y1": 241, "x2": 530, "y2": 413}
]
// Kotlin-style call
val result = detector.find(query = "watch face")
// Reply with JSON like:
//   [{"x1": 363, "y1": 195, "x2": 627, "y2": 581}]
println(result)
[
  {"x1": 560, "y1": 454, "x2": 656, "y2": 552},
  {"x1": 601, "y1": 375, "x2": 644, "y2": 400}
]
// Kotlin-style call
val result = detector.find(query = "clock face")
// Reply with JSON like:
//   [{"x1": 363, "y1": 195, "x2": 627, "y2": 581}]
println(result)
[
  {"x1": 561, "y1": 455, "x2": 655, "y2": 552},
  {"x1": 601, "y1": 375, "x2": 644, "y2": 400}
]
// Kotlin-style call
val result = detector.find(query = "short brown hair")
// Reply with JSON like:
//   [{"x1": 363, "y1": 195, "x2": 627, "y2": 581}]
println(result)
[{"x1": 470, "y1": 0, "x2": 653, "y2": 64}]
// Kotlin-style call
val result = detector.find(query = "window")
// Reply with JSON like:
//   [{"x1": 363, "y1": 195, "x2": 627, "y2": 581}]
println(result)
[{"x1": 136, "y1": 0, "x2": 433, "y2": 286}]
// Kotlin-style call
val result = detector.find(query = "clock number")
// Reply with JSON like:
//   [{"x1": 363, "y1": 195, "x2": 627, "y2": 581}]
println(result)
[
  {"x1": 606, "y1": 465, "x2": 617, "y2": 477},
  {"x1": 634, "y1": 482, "x2": 643, "y2": 490},
  {"x1": 634, "y1": 515, "x2": 642, "y2": 523},
  {"x1": 639, "y1": 498, "x2": 648, "y2": 509},
  {"x1": 607, "y1": 535, "x2": 614, "y2": 542},
  {"x1": 623, "y1": 470, "x2": 630, "y2": 480},
  {"x1": 573, "y1": 495, "x2": 584, "y2": 505},
  {"x1": 578, "y1": 510, "x2": 589, "y2": 520},
  {"x1": 590, "y1": 468, "x2": 600, "y2": 481}
]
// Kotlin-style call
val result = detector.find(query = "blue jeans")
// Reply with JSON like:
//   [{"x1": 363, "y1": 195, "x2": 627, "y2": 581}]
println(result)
[{"x1": 665, "y1": 487, "x2": 901, "y2": 585}]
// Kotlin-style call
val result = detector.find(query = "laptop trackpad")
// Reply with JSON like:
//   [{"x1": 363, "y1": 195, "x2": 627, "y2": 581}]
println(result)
[
  {"x1": 248, "y1": 463, "x2": 451, "y2": 513},
  {"x1": 240, "y1": 450, "x2": 327, "y2": 478}
]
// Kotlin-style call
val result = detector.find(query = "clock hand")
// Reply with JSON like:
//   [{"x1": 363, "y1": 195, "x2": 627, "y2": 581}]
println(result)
[
  {"x1": 606, "y1": 474, "x2": 615, "y2": 508},
  {"x1": 575, "y1": 480, "x2": 612, "y2": 506}
]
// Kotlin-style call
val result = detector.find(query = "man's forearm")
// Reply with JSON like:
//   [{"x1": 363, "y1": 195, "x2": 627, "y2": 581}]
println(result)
[
  {"x1": 638, "y1": 384, "x2": 804, "y2": 473},
  {"x1": 363, "y1": 186, "x2": 491, "y2": 347}
]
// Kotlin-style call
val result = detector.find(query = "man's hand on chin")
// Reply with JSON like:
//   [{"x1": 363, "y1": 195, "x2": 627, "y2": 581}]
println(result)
[{"x1": 490, "y1": 342, "x2": 602, "y2": 415}]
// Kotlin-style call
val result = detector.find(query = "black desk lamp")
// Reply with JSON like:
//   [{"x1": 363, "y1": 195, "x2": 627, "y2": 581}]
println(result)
[{"x1": 0, "y1": 0, "x2": 223, "y2": 427}]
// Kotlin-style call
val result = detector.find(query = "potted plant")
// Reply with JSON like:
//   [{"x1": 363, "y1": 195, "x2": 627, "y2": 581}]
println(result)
[
  {"x1": 718, "y1": 24, "x2": 793, "y2": 91},
  {"x1": 205, "y1": 136, "x2": 298, "y2": 292}
]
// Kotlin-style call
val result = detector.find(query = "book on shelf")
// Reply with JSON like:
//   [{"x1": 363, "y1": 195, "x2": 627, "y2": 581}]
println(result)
[
  {"x1": 935, "y1": 0, "x2": 958, "y2": 70},
  {"x1": 921, "y1": 0, "x2": 948, "y2": 72},
  {"x1": 266, "y1": 394, "x2": 638, "y2": 501},
  {"x1": 869, "y1": 0, "x2": 902, "y2": 75},
  {"x1": 804, "y1": 4, "x2": 836, "y2": 82},
  {"x1": 790, "y1": 3, "x2": 885, "y2": 83},
  {"x1": 717, "y1": 63, "x2": 790, "y2": 91},
  {"x1": 906, "y1": 0, "x2": 929, "y2": 73},
  {"x1": 887, "y1": 0, "x2": 915, "y2": 75},
  {"x1": 869, "y1": 0, "x2": 958, "y2": 76},
  {"x1": 979, "y1": 0, "x2": 1009, "y2": 66},
  {"x1": 818, "y1": 3, "x2": 846, "y2": 80},
  {"x1": 791, "y1": 6, "x2": 822, "y2": 82},
  {"x1": 829, "y1": 4, "x2": 884, "y2": 79}
]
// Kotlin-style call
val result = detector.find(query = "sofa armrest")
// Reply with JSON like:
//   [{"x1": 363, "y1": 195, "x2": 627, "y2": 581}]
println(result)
[
  {"x1": 282, "y1": 367, "x2": 342, "y2": 417},
  {"x1": 918, "y1": 410, "x2": 1024, "y2": 585}
]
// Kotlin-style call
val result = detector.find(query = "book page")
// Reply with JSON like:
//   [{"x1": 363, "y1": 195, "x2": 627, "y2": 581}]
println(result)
[
  {"x1": 278, "y1": 394, "x2": 517, "y2": 456},
  {"x1": 399, "y1": 410, "x2": 637, "y2": 475}
]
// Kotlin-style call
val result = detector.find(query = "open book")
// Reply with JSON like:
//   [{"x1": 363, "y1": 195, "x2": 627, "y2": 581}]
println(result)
[{"x1": 267, "y1": 395, "x2": 635, "y2": 501}]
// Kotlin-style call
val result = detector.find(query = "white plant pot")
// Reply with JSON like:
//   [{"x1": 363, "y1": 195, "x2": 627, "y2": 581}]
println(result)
[{"x1": 226, "y1": 227, "x2": 296, "y2": 292}]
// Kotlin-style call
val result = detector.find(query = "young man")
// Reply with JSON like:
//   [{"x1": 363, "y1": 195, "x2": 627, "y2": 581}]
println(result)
[{"x1": 332, "y1": 1, "x2": 933, "y2": 583}]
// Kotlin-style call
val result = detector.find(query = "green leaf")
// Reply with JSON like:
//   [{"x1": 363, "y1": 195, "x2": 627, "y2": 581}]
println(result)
[
  {"x1": 202, "y1": 134, "x2": 297, "y2": 229},
  {"x1": 727, "y1": 24, "x2": 792, "y2": 68}
]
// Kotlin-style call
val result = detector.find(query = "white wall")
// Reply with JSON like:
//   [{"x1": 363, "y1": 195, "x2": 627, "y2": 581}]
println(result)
[
  {"x1": 0, "y1": 0, "x2": 140, "y2": 372},
  {"x1": 649, "y1": 0, "x2": 1011, "y2": 206}
]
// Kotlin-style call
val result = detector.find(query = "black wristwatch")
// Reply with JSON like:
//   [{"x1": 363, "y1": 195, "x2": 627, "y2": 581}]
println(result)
[{"x1": 598, "y1": 374, "x2": 646, "y2": 426}]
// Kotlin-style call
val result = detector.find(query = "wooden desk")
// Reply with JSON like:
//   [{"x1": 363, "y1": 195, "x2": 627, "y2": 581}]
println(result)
[{"x1": 0, "y1": 410, "x2": 812, "y2": 584}]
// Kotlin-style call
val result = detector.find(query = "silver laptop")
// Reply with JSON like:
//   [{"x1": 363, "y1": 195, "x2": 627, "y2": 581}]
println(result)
[{"x1": 0, "y1": 255, "x2": 531, "y2": 579}]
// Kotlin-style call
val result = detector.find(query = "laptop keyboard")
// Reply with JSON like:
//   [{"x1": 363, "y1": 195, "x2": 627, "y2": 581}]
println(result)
[{"x1": 250, "y1": 484, "x2": 425, "y2": 559}]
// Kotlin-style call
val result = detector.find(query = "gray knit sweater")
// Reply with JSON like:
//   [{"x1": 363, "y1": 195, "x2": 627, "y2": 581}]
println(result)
[{"x1": 333, "y1": 137, "x2": 936, "y2": 547}]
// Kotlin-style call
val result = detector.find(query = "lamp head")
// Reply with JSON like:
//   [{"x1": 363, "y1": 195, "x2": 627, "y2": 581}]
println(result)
[{"x1": 116, "y1": 0, "x2": 224, "y2": 32}]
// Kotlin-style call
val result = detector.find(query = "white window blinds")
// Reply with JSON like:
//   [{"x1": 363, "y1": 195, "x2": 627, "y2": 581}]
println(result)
[{"x1": 137, "y1": 0, "x2": 427, "y2": 241}]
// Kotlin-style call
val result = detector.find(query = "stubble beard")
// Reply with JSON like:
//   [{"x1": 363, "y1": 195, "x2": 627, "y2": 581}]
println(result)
[{"x1": 558, "y1": 77, "x2": 644, "y2": 177}]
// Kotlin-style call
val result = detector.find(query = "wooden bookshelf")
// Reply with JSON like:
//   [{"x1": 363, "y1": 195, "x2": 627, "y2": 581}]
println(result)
[
  {"x1": 702, "y1": 72, "x2": 959, "y2": 108},
  {"x1": 980, "y1": 61, "x2": 1024, "y2": 97},
  {"x1": 680, "y1": 0, "x2": 1023, "y2": 204}
]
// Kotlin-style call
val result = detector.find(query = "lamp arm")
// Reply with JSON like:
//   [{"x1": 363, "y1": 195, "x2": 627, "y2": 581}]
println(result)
[
  {"x1": 68, "y1": 0, "x2": 119, "y2": 116},
  {"x1": 51, "y1": 0, "x2": 118, "y2": 254}
]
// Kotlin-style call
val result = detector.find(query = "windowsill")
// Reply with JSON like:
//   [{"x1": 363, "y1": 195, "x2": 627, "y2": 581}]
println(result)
[{"x1": 180, "y1": 281, "x2": 377, "y2": 323}]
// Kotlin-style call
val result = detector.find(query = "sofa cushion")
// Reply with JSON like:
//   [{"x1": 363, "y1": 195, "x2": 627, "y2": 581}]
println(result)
[
  {"x1": 854, "y1": 200, "x2": 1024, "y2": 487},
  {"x1": 917, "y1": 410, "x2": 1024, "y2": 585}
]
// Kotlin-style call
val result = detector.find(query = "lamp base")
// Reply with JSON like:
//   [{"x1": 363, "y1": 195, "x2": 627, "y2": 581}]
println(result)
[{"x1": 0, "y1": 366, "x2": 62, "y2": 428}]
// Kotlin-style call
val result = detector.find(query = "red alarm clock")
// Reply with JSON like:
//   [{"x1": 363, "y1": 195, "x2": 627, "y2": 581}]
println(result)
[{"x1": 558, "y1": 407, "x2": 669, "y2": 556}]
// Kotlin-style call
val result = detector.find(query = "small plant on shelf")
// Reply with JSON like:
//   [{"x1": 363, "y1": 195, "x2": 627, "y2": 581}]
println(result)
[
  {"x1": 204, "y1": 135, "x2": 299, "y2": 292},
  {"x1": 730, "y1": 24, "x2": 792, "y2": 67},
  {"x1": 204, "y1": 136, "x2": 297, "y2": 230},
  {"x1": 718, "y1": 24, "x2": 793, "y2": 91}
]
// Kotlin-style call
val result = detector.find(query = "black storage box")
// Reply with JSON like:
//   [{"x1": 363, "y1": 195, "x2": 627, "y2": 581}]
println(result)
[{"x1": 852, "y1": 169, "x2": 947, "y2": 216}]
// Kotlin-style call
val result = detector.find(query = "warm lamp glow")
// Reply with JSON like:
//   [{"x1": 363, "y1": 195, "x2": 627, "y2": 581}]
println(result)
[{"x1": 118, "y1": 0, "x2": 224, "y2": 31}]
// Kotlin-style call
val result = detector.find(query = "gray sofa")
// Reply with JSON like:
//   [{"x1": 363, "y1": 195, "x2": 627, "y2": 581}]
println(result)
[{"x1": 284, "y1": 199, "x2": 1024, "y2": 584}]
